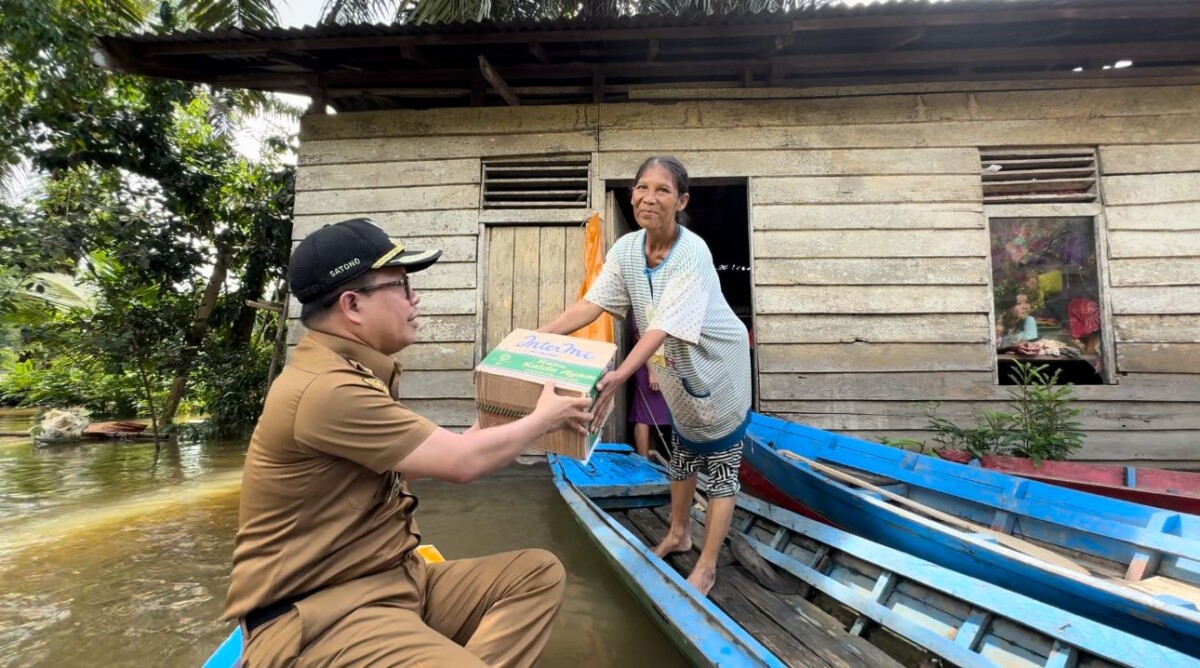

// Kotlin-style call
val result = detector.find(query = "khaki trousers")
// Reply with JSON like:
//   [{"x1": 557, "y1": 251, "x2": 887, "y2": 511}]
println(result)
[{"x1": 242, "y1": 548, "x2": 566, "y2": 668}]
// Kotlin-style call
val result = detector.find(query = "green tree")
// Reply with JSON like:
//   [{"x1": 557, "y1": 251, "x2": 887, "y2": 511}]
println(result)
[{"x1": 1, "y1": 0, "x2": 295, "y2": 438}]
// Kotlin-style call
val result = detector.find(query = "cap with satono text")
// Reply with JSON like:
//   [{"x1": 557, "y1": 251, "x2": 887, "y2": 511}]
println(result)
[{"x1": 288, "y1": 217, "x2": 441, "y2": 316}]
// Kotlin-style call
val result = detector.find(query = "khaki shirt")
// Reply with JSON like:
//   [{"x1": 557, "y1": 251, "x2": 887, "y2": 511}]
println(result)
[{"x1": 224, "y1": 331, "x2": 437, "y2": 621}]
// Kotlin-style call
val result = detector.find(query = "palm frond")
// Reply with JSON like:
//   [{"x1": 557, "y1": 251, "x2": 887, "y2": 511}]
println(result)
[
  {"x1": 179, "y1": 0, "x2": 281, "y2": 30},
  {"x1": 12, "y1": 273, "x2": 96, "y2": 312},
  {"x1": 1, "y1": 158, "x2": 42, "y2": 205},
  {"x1": 320, "y1": 0, "x2": 401, "y2": 25},
  {"x1": 228, "y1": 90, "x2": 306, "y2": 123},
  {"x1": 408, "y1": 0, "x2": 489, "y2": 25},
  {"x1": 350, "y1": 0, "x2": 831, "y2": 25},
  {"x1": 109, "y1": 0, "x2": 158, "y2": 29}
]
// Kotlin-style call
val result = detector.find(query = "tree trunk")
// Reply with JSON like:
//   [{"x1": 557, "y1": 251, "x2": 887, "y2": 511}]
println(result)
[
  {"x1": 266, "y1": 283, "x2": 290, "y2": 388},
  {"x1": 159, "y1": 241, "x2": 232, "y2": 426}
]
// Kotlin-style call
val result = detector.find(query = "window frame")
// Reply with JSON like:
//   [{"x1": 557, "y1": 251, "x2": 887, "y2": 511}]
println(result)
[{"x1": 983, "y1": 202, "x2": 1118, "y2": 386}]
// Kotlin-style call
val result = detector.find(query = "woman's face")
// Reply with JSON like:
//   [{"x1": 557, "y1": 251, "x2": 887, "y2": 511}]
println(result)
[{"x1": 632, "y1": 164, "x2": 688, "y2": 231}]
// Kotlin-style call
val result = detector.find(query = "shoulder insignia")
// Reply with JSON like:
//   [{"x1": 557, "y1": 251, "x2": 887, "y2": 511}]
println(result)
[{"x1": 362, "y1": 376, "x2": 389, "y2": 393}]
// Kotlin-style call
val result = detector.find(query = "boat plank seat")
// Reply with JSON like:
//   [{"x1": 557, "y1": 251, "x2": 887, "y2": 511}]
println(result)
[
  {"x1": 618, "y1": 506, "x2": 902, "y2": 668},
  {"x1": 1127, "y1": 577, "x2": 1200, "y2": 610},
  {"x1": 555, "y1": 444, "x2": 670, "y2": 498},
  {"x1": 743, "y1": 415, "x2": 1200, "y2": 657}
]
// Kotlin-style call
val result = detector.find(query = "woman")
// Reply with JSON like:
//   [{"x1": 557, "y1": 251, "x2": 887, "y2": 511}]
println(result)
[
  {"x1": 627, "y1": 313, "x2": 671, "y2": 459},
  {"x1": 540, "y1": 155, "x2": 751, "y2": 596}
]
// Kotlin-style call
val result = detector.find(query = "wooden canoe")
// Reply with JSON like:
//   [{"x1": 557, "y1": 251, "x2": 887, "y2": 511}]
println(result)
[
  {"x1": 552, "y1": 444, "x2": 1195, "y2": 667},
  {"x1": 741, "y1": 412, "x2": 1200, "y2": 658},
  {"x1": 936, "y1": 449, "x2": 1200, "y2": 515}
]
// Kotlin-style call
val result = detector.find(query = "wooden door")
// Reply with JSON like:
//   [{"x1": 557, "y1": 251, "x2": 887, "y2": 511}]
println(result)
[
  {"x1": 605, "y1": 193, "x2": 631, "y2": 444},
  {"x1": 483, "y1": 224, "x2": 586, "y2": 353}
]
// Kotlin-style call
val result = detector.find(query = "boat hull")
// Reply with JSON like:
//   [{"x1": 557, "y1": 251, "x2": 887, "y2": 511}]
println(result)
[
  {"x1": 741, "y1": 416, "x2": 1200, "y2": 657},
  {"x1": 550, "y1": 448, "x2": 783, "y2": 668},
  {"x1": 936, "y1": 449, "x2": 1200, "y2": 515}
]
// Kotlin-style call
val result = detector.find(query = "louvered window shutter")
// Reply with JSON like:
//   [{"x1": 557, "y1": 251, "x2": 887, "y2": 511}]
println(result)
[
  {"x1": 979, "y1": 148, "x2": 1098, "y2": 204},
  {"x1": 482, "y1": 158, "x2": 590, "y2": 209}
]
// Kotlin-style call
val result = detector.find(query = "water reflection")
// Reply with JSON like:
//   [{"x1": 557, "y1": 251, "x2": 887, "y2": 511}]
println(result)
[{"x1": 0, "y1": 409, "x2": 687, "y2": 668}]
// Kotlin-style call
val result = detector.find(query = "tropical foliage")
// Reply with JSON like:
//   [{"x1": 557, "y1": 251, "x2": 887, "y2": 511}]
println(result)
[
  {"x1": 1, "y1": 0, "x2": 295, "y2": 438},
  {"x1": 2, "y1": 0, "x2": 837, "y2": 440},
  {"x1": 320, "y1": 0, "x2": 834, "y2": 25},
  {"x1": 880, "y1": 362, "x2": 1085, "y2": 464}
]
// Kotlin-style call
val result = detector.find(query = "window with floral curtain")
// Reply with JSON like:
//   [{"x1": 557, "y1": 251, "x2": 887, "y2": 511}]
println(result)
[{"x1": 989, "y1": 216, "x2": 1106, "y2": 385}]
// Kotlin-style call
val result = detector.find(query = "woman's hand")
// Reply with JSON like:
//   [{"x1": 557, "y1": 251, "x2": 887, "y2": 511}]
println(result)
[
  {"x1": 647, "y1": 366, "x2": 659, "y2": 392},
  {"x1": 590, "y1": 369, "x2": 628, "y2": 432},
  {"x1": 537, "y1": 299, "x2": 604, "y2": 335}
]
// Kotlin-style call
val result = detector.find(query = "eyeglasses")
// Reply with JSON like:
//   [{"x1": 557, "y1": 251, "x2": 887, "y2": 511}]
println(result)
[
  {"x1": 354, "y1": 277, "x2": 412, "y2": 300},
  {"x1": 323, "y1": 276, "x2": 412, "y2": 306}
]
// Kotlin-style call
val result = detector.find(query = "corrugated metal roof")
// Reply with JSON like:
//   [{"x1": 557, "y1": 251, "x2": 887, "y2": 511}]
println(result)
[
  {"x1": 103, "y1": 0, "x2": 1200, "y2": 44},
  {"x1": 92, "y1": 0, "x2": 1200, "y2": 112}
]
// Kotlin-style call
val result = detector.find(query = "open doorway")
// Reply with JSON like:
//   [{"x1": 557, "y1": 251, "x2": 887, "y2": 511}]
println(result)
[{"x1": 605, "y1": 180, "x2": 756, "y2": 455}]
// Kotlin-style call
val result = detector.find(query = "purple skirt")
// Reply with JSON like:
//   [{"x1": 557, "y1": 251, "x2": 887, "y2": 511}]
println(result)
[{"x1": 629, "y1": 364, "x2": 671, "y2": 426}]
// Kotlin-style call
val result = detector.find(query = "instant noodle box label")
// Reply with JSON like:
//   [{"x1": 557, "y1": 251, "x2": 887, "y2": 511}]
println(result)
[{"x1": 474, "y1": 328, "x2": 617, "y2": 463}]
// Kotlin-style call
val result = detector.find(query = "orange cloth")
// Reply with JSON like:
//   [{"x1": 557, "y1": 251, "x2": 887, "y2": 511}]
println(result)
[{"x1": 570, "y1": 212, "x2": 615, "y2": 343}]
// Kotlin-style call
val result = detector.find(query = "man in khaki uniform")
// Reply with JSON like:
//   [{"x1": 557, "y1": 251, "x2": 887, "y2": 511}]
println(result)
[{"x1": 224, "y1": 217, "x2": 593, "y2": 667}]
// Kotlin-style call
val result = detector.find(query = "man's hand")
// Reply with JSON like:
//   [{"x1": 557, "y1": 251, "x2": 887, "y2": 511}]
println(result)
[{"x1": 531, "y1": 381, "x2": 594, "y2": 435}]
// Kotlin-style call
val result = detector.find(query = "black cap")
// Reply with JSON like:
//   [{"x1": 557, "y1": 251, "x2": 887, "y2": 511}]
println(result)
[{"x1": 288, "y1": 217, "x2": 442, "y2": 315}]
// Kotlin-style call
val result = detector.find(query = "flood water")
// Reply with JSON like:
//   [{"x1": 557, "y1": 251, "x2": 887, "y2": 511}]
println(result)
[{"x1": 0, "y1": 408, "x2": 687, "y2": 667}]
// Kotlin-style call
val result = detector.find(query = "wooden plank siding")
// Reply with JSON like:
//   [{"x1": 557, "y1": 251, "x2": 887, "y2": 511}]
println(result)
[
  {"x1": 1100, "y1": 142, "x2": 1200, "y2": 389},
  {"x1": 282, "y1": 84, "x2": 1200, "y2": 457}
]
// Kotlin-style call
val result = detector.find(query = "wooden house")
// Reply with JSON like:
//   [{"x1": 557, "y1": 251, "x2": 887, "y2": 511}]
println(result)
[{"x1": 97, "y1": 0, "x2": 1200, "y2": 464}]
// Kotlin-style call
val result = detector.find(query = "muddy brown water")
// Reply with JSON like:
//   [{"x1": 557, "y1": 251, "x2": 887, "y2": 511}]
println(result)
[{"x1": 0, "y1": 408, "x2": 687, "y2": 667}]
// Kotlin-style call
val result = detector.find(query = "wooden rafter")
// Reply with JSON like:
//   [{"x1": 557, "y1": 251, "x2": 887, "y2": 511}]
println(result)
[
  {"x1": 265, "y1": 49, "x2": 319, "y2": 71},
  {"x1": 529, "y1": 42, "x2": 551, "y2": 65},
  {"x1": 478, "y1": 55, "x2": 519, "y2": 106},
  {"x1": 400, "y1": 44, "x2": 430, "y2": 66},
  {"x1": 315, "y1": 40, "x2": 1200, "y2": 86},
  {"x1": 1018, "y1": 22, "x2": 1075, "y2": 46},
  {"x1": 761, "y1": 33, "x2": 794, "y2": 58},
  {"x1": 92, "y1": 4, "x2": 1200, "y2": 112},
  {"x1": 878, "y1": 27, "x2": 927, "y2": 52}
]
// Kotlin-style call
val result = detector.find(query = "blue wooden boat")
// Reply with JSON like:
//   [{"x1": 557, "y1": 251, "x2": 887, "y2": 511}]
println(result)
[
  {"x1": 552, "y1": 444, "x2": 1196, "y2": 667},
  {"x1": 742, "y1": 411, "x2": 1200, "y2": 657}
]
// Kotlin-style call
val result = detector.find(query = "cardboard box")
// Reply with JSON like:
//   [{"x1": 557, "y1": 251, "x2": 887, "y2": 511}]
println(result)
[{"x1": 474, "y1": 328, "x2": 617, "y2": 463}]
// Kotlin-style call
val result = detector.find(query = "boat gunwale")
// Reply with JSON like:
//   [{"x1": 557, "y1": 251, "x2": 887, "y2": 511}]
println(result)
[
  {"x1": 734, "y1": 492, "x2": 1199, "y2": 668},
  {"x1": 748, "y1": 414, "x2": 1200, "y2": 560},
  {"x1": 742, "y1": 433, "x2": 1200, "y2": 655},
  {"x1": 548, "y1": 454, "x2": 785, "y2": 668}
]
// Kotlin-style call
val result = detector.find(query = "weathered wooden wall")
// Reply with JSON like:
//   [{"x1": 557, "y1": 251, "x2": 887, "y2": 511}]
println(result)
[{"x1": 290, "y1": 84, "x2": 1200, "y2": 460}]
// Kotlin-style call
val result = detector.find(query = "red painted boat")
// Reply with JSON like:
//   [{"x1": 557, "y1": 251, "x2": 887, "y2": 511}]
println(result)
[
  {"x1": 738, "y1": 459, "x2": 835, "y2": 525},
  {"x1": 935, "y1": 449, "x2": 1200, "y2": 515}
]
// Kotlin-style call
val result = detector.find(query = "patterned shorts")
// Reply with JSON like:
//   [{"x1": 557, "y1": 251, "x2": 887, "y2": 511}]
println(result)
[{"x1": 668, "y1": 433, "x2": 744, "y2": 498}]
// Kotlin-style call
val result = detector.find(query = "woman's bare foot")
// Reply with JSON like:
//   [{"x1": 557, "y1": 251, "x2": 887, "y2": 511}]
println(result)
[
  {"x1": 653, "y1": 530, "x2": 692, "y2": 557},
  {"x1": 687, "y1": 564, "x2": 717, "y2": 596}
]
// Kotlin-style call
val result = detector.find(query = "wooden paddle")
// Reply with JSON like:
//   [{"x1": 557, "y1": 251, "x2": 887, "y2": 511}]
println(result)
[{"x1": 778, "y1": 450, "x2": 1092, "y2": 576}]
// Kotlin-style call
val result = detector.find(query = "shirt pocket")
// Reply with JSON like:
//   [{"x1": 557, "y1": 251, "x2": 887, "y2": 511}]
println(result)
[
  {"x1": 346, "y1": 469, "x2": 391, "y2": 510},
  {"x1": 660, "y1": 372, "x2": 718, "y2": 429},
  {"x1": 680, "y1": 376, "x2": 711, "y2": 398}
]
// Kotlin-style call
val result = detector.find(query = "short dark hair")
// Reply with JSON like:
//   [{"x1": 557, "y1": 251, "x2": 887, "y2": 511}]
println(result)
[{"x1": 634, "y1": 155, "x2": 691, "y2": 227}]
